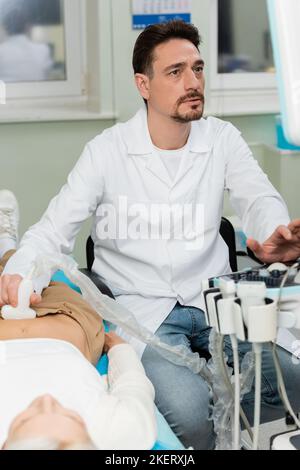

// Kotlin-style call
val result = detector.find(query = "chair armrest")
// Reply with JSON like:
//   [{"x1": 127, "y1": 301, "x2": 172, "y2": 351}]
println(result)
[{"x1": 79, "y1": 268, "x2": 115, "y2": 299}]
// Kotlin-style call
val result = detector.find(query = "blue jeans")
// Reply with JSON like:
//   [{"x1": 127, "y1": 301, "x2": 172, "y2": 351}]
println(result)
[{"x1": 141, "y1": 303, "x2": 300, "y2": 450}]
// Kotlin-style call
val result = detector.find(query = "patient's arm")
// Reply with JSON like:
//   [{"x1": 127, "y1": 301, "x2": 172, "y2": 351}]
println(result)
[
  {"x1": 88, "y1": 335, "x2": 157, "y2": 450},
  {"x1": 103, "y1": 331, "x2": 127, "y2": 352}
]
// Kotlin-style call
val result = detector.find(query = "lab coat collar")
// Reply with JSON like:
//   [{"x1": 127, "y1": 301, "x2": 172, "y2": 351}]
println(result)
[
  {"x1": 189, "y1": 116, "x2": 213, "y2": 154},
  {"x1": 125, "y1": 107, "x2": 213, "y2": 156},
  {"x1": 125, "y1": 108, "x2": 154, "y2": 155}
]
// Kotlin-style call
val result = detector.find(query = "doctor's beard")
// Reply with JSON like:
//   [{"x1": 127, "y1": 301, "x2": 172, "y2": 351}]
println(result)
[{"x1": 171, "y1": 92, "x2": 205, "y2": 123}]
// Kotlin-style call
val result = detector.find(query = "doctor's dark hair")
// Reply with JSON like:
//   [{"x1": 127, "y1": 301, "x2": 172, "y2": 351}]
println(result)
[{"x1": 132, "y1": 20, "x2": 202, "y2": 78}]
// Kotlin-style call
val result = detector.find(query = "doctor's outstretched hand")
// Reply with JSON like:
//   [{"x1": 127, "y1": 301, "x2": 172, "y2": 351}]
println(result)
[{"x1": 247, "y1": 219, "x2": 300, "y2": 264}]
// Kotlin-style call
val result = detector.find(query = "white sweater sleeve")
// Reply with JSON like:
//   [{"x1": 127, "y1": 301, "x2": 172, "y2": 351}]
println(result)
[
  {"x1": 2, "y1": 141, "x2": 104, "y2": 292},
  {"x1": 224, "y1": 123, "x2": 290, "y2": 243},
  {"x1": 88, "y1": 344, "x2": 157, "y2": 450}
]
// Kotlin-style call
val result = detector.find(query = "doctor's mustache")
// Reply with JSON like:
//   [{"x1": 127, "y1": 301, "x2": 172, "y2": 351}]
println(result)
[{"x1": 177, "y1": 92, "x2": 205, "y2": 106}]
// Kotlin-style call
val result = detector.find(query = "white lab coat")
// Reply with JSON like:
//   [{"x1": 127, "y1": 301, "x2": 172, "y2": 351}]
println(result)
[{"x1": 4, "y1": 108, "x2": 290, "y2": 356}]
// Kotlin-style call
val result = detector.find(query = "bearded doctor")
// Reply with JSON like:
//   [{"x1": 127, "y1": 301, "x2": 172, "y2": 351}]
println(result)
[{"x1": 1, "y1": 20, "x2": 300, "y2": 450}]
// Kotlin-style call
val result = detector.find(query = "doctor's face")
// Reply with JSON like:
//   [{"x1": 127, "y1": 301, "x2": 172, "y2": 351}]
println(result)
[{"x1": 140, "y1": 38, "x2": 205, "y2": 123}]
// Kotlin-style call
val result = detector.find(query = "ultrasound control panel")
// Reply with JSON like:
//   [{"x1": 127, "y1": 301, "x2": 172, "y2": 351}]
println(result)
[{"x1": 208, "y1": 263, "x2": 300, "y2": 294}]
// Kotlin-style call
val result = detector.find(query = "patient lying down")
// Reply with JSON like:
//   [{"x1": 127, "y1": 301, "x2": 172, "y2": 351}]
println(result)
[{"x1": 0, "y1": 252, "x2": 157, "y2": 450}]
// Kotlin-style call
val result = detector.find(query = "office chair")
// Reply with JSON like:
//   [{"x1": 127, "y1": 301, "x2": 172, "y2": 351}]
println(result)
[
  {"x1": 219, "y1": 217, "x2": 262, "y2": 270},
  {"x1": 80, "y1": 237, "x2": 115, "y2": 298},
  {"x1": 219, "y1": 217, "x2": 238, "y2": 272}
]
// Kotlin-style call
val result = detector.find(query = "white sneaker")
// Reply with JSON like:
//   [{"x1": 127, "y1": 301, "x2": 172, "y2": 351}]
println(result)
[{"x1": 0, "y1": 190, "x2": 19, "y2": 243}]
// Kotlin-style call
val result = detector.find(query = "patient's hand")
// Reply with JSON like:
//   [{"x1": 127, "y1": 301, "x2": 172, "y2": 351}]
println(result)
[
  {"x1": 103, "y1": 331, "x2": 127, "y2": 353},
  {"x1": 0, "y1": 274, "x2": 41, "y2": 308}
]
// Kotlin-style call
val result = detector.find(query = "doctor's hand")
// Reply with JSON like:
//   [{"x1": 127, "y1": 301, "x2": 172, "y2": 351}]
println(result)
[
  {"x1": 246, "y1": 219, "x2": 300, "y2": 264},
  {"x1": 0, "y1": 274, "x2": 41, "y2": 308}
]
